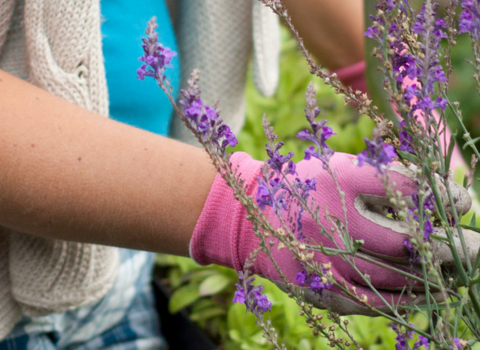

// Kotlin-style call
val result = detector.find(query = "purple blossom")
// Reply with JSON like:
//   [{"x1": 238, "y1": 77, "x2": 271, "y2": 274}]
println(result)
[
  {"x1": 266, "y1": 141, "x2": 294, "y2": 175},
  {"x1": 398, "y1": 121, "x2": 415, "y2": 153},
  {"x1": 294, "y1": 271, "x2": 307, "y2": 284},
  {"x1": 409, "y1": 3, "x2": 449, "y2": 128},
  {"x1": 404, "y1": 239, "x2": 419, "y2": 263},
  {"x1": 137, "y1": 17, "x2": 176, "y2": 81},
  {"x1": 409, "y1": 192, "x2": 435, "y2": 241},
  {"x1": 453, "y1": 337, "x2": 464, "y2": 349},
  {"x1": 357, "y1": 138, "x2": 397, "y2": 174},
  {"x1": 459, "y1": 0, "x2": 480, "y2": 37},
  {"x1": 411, "y1": 191, "x2": 436, "y2": 242},
  {"x1": 256, "y1": 116, "x2": 299, "y2": 213},
  {"x1": 295, "y1": 268, "x2": 332, "y2": 295},
  {"x1": 255, "y1": 169, "x2": 288, "y2": 213},
  {"x1": 234, "y1": 271, "x2": 272, "y2": 317},
  {"x1": 179, "y1": 71, "x2": 238, "y2": 155},
  {"x1": 364, "y1": 26, "x2": 379, "y2": 39},
  {"x1": 391, "y1": 323, "x2": 415, "y2": 350},
  {"x1": 423, "y1": 219, "x2": 434, "y2": 240},
  {"x1": 233, "y1": 289, "x2": 245, "y2": 304},
  {"x1": 138, "y1": 18, "x2": 236, "y2": 156},
  {"x1": 366, "y1": 2, "x2": 450, "y2": 148},
  {"x1": 297, "y1": 83, "x2": 336, "y2": 168},
  {"x1": 413, "y1": 335, "x2": 430, "y2": 349}
]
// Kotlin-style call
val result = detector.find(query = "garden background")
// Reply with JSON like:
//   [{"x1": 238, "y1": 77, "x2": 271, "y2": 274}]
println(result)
[{"x1": 156, "y1": 4, "x2": 480, "y2": 348}]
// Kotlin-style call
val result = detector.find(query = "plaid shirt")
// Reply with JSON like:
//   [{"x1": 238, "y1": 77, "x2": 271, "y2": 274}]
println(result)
[{"x1": 0, "y1": 249, "x2": 167, "y2": 350}]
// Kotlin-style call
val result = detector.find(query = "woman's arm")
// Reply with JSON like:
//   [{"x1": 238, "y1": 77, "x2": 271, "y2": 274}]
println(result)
[
  {"x1": 282, "y1": 0, "x2": 365, "y2": 70},
  {"x1": 0, "y1": 70, "x2": 216, "y2": 256}
]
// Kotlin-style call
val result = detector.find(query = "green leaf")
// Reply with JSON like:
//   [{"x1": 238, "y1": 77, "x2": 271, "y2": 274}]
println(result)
[
  {"x1": 190, "y1": 306, "x2": 226, "y2": 322},
  {"x1": 471, "y1": 213, "x2": 477, "y2": 227},
  {"x1": 472, "y1": 245, "x2": 480, "y2": 275},
  {"x1": 229, "y1": 329, "x2": 242, "y2": 343},
  {"x1": 460, "y1": 223, "x2": 480, "y2": 234},
  {"x1": 462, "y1": 136, "x2": 480, "y2": 150},
  {"x1": 297, "y1": 339, "x2": 312, "y2": 350},
  {"x1": 353, "y1": 239, "x2": 365, "y2": 254},
  {"x1": 199, "y1": 274, "x2": 231, "y2": 296},
  {"x1": 401, "y1": 300, "x2": 464, "y2": 311},
  {"x1": 430, "y1": 234, "x2": 450, "y2": 243},
  {"x1": 397, "y1": 150, "x2": 420, "y2": 164},
  {"x1": 250, "y1": 331, "x2": 268, "y2": 346},
  {"x1": 168, "y1": 283, "x2": 200, "y2": 313}
]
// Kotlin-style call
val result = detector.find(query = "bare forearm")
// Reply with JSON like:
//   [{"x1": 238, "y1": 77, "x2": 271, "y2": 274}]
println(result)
[
  {"x1": 0, "y1": 70, "x2": 216, "y2": 256},
  {"x1": 283, "y1": 0, "x2": 365, "y2": 70}
]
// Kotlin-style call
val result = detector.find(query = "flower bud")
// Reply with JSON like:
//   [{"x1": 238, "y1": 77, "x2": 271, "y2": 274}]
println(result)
[{"x1": 323, "y1": 262, "x2": 332, "y2": 270}]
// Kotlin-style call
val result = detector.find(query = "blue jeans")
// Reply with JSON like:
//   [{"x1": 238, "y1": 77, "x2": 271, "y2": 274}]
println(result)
[{"x1": 0, "y1": 249, "x2": 167, "y2": 350}]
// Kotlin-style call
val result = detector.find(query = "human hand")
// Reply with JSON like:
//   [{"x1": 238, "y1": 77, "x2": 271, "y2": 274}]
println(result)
[{"x1": 190, "y1": 152, "x2": 475, "y2": 315}]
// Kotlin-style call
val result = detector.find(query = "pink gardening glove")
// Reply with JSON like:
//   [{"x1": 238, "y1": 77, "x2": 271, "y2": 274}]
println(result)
[
  {"x1": 334, "y1": 61, "x2": 465, "y2": 169},
  {"x1": 191, "y1": 152, "x2": 473, "y2": 315}
]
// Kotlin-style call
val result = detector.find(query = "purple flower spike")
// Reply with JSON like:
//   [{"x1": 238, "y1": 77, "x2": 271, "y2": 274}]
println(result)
[
  {"x1": 357, "y1": 138, "x2": 397, "y2": 175},
  {"x1": 297, "y1": 83, "x2": 336, "y2": 168},
  {"x1": 391, "y1": 323, "x2": 416, "y2": 350},
  {"x1": 295, "y1": 268, "x2": 332, "y2": 296},
  {"x1": 179, "y1": 70, "x2": 238, "y2": 155},
  {"x1": 412, "y1": 335, "x2": 430, "y2": 350},
  {"x1": 137, "y1": 17, "x2": 177, "y2": 82},
  {"x1": 233, "y1": 289, "x2": 245, "y2": 304},
  {"x1": 294, "y1": 271, "x2": 307, "y2": 285},
  {"x1": 234, "y1": 271, "x2": 272, "y2": 317},
  {"x1": 459, "y1": 0, "x2": 480, "y2": 37}
]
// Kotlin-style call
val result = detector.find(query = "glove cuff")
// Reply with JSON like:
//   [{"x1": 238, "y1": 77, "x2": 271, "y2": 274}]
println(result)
[{"x1": 190, "y1": 152, "x2": 261, "y2": 271}]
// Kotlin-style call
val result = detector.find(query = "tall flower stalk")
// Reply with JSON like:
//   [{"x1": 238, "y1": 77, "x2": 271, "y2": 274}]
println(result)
[{"x1": 137, "y1": 1, "x2": 480, "y2": 348}]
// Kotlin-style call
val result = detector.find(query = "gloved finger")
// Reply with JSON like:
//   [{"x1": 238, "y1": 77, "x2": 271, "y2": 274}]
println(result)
[
  {"x1": 429, "y1": 227, "x2": 480, "y2": 267},
  {"x1": 272, "y1": 280, "x2": 444, "y2": 316},
  {"x1": 353, "y1": 196, "x2": 480, "y2": 267},
  {"x1": 353, "y1": 251, "x2": 441, "y2": 289},
  {"x1": 388, "y1": 165, "x2": 472, "y2": 216},
  {"x1": 347, "y1": 252, "x2": 427, "y2": 292},
  {"x1": 350, "y1": 193, "x2": 413, "y2": 260}
]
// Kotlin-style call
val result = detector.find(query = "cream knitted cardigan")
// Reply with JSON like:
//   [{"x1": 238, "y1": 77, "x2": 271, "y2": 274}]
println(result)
[{"x1": 0, "y1": 0, "x2": 279, "y2": 340}]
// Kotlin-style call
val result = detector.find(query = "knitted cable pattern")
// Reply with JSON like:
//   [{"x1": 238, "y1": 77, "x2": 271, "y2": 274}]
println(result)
[
  {"x1": 169, "y1": 0, "x2": 280, "y2": 147},
  {"x1": 0, "y1": 0, "x2": 119, "y2": 339}
]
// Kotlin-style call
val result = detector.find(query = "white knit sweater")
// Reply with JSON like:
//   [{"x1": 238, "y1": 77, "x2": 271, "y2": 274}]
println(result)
[{"x1": 0, "y1": 0, "x2": 279, "y2": 339}]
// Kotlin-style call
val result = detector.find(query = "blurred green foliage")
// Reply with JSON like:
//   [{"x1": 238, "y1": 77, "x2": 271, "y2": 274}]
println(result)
[{"x1": 236, "y1": 28, "x2": 375, "y2": 161}]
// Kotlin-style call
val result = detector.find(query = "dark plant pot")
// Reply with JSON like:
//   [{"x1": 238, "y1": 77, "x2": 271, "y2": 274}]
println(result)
[{"x1": 153, "y1": 267, "x2": 218, "y2": 350}]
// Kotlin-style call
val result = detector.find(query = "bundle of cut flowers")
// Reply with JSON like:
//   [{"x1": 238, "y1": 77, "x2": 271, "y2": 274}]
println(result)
[{"x1": 138, "y1": 1, "x2": 480, "y2": 349}]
